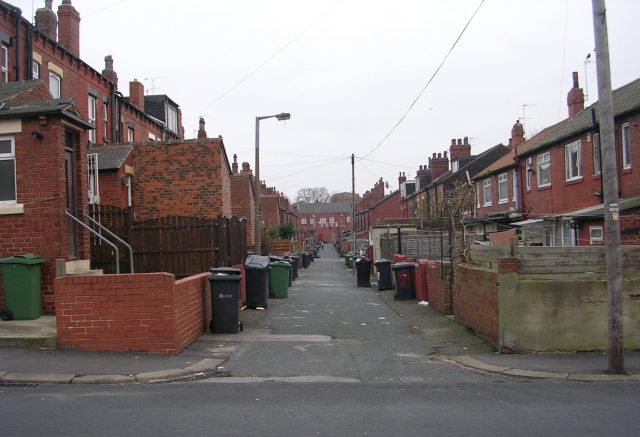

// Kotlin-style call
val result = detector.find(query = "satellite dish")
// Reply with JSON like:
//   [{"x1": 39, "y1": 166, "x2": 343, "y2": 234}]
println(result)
[{"x1": 385, "y1": 181, "x2": 389, "y2": 189}]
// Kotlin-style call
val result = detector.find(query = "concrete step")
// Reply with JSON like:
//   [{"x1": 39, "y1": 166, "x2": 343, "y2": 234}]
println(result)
[
  {"x1": 57, "y1": 259, "x2": 103, "y2": 277},
  {"x1": 0, "y1": 316, "x2": 57, "y2": 349}
]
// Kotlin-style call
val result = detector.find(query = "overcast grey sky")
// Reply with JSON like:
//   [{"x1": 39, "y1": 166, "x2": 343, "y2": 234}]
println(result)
[{"x1": 16, "y1": 0, "x2": 640, "y2": 201}]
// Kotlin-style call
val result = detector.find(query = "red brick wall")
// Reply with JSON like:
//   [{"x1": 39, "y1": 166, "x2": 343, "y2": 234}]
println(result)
[
  {"x1": 0, "y1": 117, "x2": 89, "y2": 314},
  {"x1": 133, "y1": 139, "x2": 232, "y2": 220},
  {"x1": 452, "y1": 259, "x2": 511, "y2": 349},
  {"x1": 368, "y1": 191, "x2": 401, "y2": 226},
  {"x1": 261, "y1": 196, "x2": 281, "y2": 230},
  {"x1": 621, "y1": 211, "x2": 640, "y2": 245},
  {"x1": 231, "y1": 173, "x2": 255, "y2": 248},
  {"x1": 55, "y1": 272, "x2": 211, "y2": 355},
  {"x1": 427, "y1": 262, "x2": 452, "y2": 315}
]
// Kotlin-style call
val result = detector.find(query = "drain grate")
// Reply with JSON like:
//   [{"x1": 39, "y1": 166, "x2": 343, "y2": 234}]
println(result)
[{"x1": 0, "y1": 382, "x2": 39, "y2": 388}]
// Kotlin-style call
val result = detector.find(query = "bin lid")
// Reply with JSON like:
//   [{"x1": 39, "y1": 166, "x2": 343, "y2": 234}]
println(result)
[
  {"x1": 208, "y1": 274, "x2": 242, "y2": 282},
  {"x1": 356, "y1": 257, "x2": 371, "y2": 263},
  {"x1": 392, "y1": 261, "x2": 414, "y2": 269},
  {"x1": 269, "y1": 261, "x2": 291, "y2": 269},
  {"x1": 245, "y1": 255, "x2": 271, "y2": 269},
  {"x1": 209, "y1": 267, "x2": 242, "y2": 275},
  {"x1": 374, "y1": 259, "x2": 390, "y2": 265},
  {"x1": 0, "y1": 253, "x2": 46, "y2": 265},
  {"x1": 269, "y1": 256, "x2": 287, "y2": 262}
]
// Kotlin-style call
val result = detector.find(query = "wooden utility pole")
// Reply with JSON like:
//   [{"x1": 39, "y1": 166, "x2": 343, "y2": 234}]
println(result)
[
  {"x1": 351, "y1": 153, "x2": 356, "y2": 269},
  {"x1": 591, "y1": 0, "x2": 624, "y2": 374}
]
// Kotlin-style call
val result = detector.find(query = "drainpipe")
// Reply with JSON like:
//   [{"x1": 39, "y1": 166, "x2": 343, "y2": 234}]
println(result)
[
  {"x1": 26, "y1": 20, "x2": 33, "y2": 80},
  {"x1": 110, "y1": 84, "x2": 118, "y2": 142},
  {"x1": 115, "y1": 91, "x2": 124, "y2": 143}
]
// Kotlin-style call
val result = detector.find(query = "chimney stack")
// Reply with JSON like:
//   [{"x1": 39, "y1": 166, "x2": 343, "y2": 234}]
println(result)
[
  {"x1": 398, "y1": 172, "x2": 406, "y2": 186},
  {"x1": 242, "y1": 162, "x2": 251, "y2": 174},
  {"x1": 102, "y1": 55, "x2": 118, "y2": 87},
  {"x1": 567, "y1": 71, "x2": 585, "y2": 118},
  {"x1": 129, "y1": 79, "x2": 145, "y2": 112},
  {"x1": 450, "y1": 137, "x2": 471, "y2": 161},
  {"x1": 232, "y1": 154, "x2": 238, "y2": 173},
  {"x1": 429, "y1": 152, "x2": 449, "y2": 180},
  {"x1": 58, "y1": 0, "x2": 81, "y2": 57},
  {"x1": 509, "y1": 120, "x2": 525, "y2": 148},
  {"x1": 35, "y1": 1, "x2": 58, "y2": 41},
  {"x1": 197, "y1": 117, "x2": 207, "y2": 139}
]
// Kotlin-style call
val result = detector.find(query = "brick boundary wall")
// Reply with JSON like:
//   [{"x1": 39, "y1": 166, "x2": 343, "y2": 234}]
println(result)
[
  {"x1": 450, "y1": 258, "x2": 516, "y2": 350},
  {"x1": 427, "y1": 261, "x2": 452, "y2": 315},
  {"x1": 55, "y1": 272, "x2": 211, "y2": 355}
]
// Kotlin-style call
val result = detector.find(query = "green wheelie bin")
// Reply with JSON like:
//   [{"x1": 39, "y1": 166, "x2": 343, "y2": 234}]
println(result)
[
  {"x1": 0, "y1": 254, "x2": 46, "y2": 320},
  {"x1": 268, "y1": 261, "x2": 291, "y2": 298}
]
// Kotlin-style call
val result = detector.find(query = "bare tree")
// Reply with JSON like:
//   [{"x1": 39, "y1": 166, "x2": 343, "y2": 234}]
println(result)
[
  {"x1": 297, "y1": 187, "x2": 331, "y2": 203},
  {"x1": 443, "y1": 180, "x2": 476, "y2": 264}
]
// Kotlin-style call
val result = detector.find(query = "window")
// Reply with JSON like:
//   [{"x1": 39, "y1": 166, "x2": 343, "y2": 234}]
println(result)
[
  {"x1": 565, "y1": 140, "x2": 582, "y2": 181},
  {"x1": 0, "y1": 137, "x2": 16, "y2": 205},
  {"x1": 87, "y1": 153, "x2": 100, "y2": 204},
  {"x1": 310, "y1": 217, "x2": 315, "y2": 224},
  {"x1": 319, "y1": 217, "x2": 326, "y2": 224},
  {"x1": 476, "y1": 182, "x2": 481, "y2": 208},
  {"x1": 1, "y1": 45, "x2": 7, "y2": 83},
  {"x1": 300, "y1": 218, "x2": 307, "y2": 225},
  {"x1": 49, "y1": 72, "x2": 61, "y2": 98},
  {"x1": 329, "y1": 217, "x2": 335, "y2": 223},
  {"x1": 498, "y1": 173, "x2": 508, "y2": 204},
  {"x1": 537, "y1": 152, "x2": 551, "y2": 187},
  {"x1": 125, "y1": 175, "x2": 132, "y2": 207},
  {"x1": 148, "y1": 133, "x2": 156, "y2": 141},
  {"x1": 167, "y1": 105, "x2": 178, "y2": 133},
  {"x1": 451, "y1": 160, "x2": 459, "y2": 173},
  {"x1": 512, "y1": 169, "x2": 517, "y2": 201},
  {"x1": 593, "y1": 134, "x2": 601, "y2": 175},
  {"x1": 589, "y1": 226, "x2": 603, "y2": 245},
  {"x1": 127, "y1": 127, "x2": 134, "y2": 142},
  {"x1": 622, "y1": 123, "x2": 631, "y2": 169},
  {"x1": 103, "y1": 103, "x2": 109, "y2": 141},
  {"x1": 346, "y1": 216, "x2": 351, "y2": 222},
  {"x1": 87, "y1": 96, "x2": 97, "y2": 143},
  {"x1": 526, "y1": 157, "x2": 532, "y2": 190},
  {"x1": 483, "y1": 179, "x2": 492, "y2": 206},
  {"x1": 32, "y1": 61, "x2": 39, "y2": 80}
]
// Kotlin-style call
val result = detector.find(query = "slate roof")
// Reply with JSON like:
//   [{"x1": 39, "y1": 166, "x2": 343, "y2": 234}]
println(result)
[
  {"x1": 0, "y1": 96, "x2": 94, "y2": 129},
  {"x1": 0, "y1": 80, "x2": 45, "y2": 102},
  {"x1": 89, "y1": 145, "x2": 133, "y2": 170},
  {"x1": 297, "y1": 202, "x2": 352, "y2": 214}
]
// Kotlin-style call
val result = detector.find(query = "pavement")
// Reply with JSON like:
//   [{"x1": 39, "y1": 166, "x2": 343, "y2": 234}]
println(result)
[{"x1": 0, "y1": 247, "x2": 639, "y2": 384}]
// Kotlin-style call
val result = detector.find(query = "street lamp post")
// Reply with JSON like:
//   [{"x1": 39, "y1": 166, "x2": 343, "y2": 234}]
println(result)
[{"x1": 255, "y1": 113, "x2": 290, "y2": 254}]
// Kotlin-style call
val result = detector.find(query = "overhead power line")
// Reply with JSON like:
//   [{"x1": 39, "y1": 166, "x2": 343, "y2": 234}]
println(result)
[{"x1": 359, "y1": 0, "x2": 485, "y2": 161}]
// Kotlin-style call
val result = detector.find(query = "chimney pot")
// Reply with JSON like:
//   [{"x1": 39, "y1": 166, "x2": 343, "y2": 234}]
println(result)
[
  {"x1": 438, "y1": 153, "x2": 441, "y2": 158},
  {"x1": 464, "y1": 137, "x2": 468, "y2": 145},
  {"x1": 451, "y1": 139, "x2": 456, "y2": 146}
]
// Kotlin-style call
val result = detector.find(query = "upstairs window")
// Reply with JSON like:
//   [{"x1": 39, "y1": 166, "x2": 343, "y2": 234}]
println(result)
[
  {"x1": 483, "y1": 179, "x2": 492, "y2": 206},
  {"x1": 498, "y1": 173, "x2": 508, "y2": 204},
  {"x1": 1, "y1": 45, "x2": 7, "y2": 83},
  {"x1": 103, "y1": 103, "x2": 109, "y2": 141},
  {"x1": 49, "y1": 72, "x2": 61, "y2": 98},
  {"x1": 537, "y1": 152, "x2": 551, "y2": 187},
  {"x1": 87, "y1": 153, "x2": 100, "y2": 204},
  {"x1": 593, "y1": 134, "x2": 601, "y2": 175},
  {"x1": 300, "y1": 218, "x2": 306, "y2": 225},
  {"x1": 88, "y1": 95, "x2": 97, "y2": 143},
  {"x1": 329, "y1": 216, "x2": 335, "y2": 223},
  {"x1": 32, "y1": 61, "x2": 40, "y2": 80},
  {"x1": 622, "y1": 123, "x2": 631, "y2": 169},
  {"x1": 167, "y1": 105, "x2": 178, "y2": 134},
  {"x1": 0, "y1": 136, "x2": 16, "y2": 204},
  {"x1": 565, "y1": 140, "x2": 582, "y2": 181}
]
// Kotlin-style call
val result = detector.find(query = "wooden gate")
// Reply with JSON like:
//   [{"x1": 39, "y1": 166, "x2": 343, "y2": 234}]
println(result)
[{"x1": 89, "y1": 205, "x2": 247, "y2": 278}]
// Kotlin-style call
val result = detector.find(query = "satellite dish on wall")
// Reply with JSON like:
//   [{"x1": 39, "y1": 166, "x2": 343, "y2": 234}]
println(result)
[{"x1": 385, "y1": 181, "x2": 389, "y2": 189}]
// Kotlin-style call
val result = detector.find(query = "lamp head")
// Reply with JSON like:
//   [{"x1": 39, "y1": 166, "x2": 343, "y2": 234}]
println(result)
[{"x1": 276, "y1": 113, "x2": 291, "y2": 121}]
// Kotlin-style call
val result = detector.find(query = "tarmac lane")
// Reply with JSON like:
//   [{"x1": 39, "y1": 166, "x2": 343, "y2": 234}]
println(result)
[{"x1": 202, "y1": 250, "x2": 494, "y2": 383}]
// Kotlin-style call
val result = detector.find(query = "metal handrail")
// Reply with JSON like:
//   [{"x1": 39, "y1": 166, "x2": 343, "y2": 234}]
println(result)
[
  {"x1": 83, "y1": 213, "x2": 134, "y2": 274},
  {"x1": 65, "y1": 210, "x2": 120, "y2": 274}
]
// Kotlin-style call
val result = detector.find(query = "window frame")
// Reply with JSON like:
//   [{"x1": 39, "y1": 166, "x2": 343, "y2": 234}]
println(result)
[
  {"x1": 589, "y1": 226, "x2": 603, "y2": 245},
  {"x1": 0, "y1": 136, "x2": 17, "y2": 205},
  {"x1": 537, "y1": 152, "x2": 551, "y2": 187},
  {"x1": 564, "y1": 140, "x2": 582, "y2": 181},
  {"x1": 167, "y1": 105, "x2": 178, "y2": 134},
  {"x1": 300, "y1": 218, "x2": 307, "y2": 225},
  {"x1": 593, "y1": 133, "x2": 601, "y2": 175},
  {"x1": 103, "y1": 103, "x2": 109, "y2": 141},
  {"x1": 127, "y1": 127, "x2": 134, "y2": 142},
  {"x1": 87, "y1": 95, "x2": 97, "y2": 143},
  {"x1": 497, "y1": 173, "x2": 508, "y2": 204},
  {"x1": 622, "y1": 122, "x2": 631, "y2": 169},
  {"x1": 49, "y1": 72, "x2": 61, "y2": 98},
  {"x1": 483, "y1": 178, "x2": 492, "y2": 206},
  {"x1": 526, "y1": 157, "x2": 532, "y2": 190},
  {"x1": 32, "y1": 61, "x2": 40, "y2": 80},
  {"x1": 87, "y1": 153, "x2": 100, "y2": 204},
  {"x1": 1, "y1": 45, "x2": 8, "y2": 83}
]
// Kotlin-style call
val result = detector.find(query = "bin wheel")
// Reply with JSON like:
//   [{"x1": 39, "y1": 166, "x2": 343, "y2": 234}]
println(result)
[
  {"x1": 393, "y1": 294, "x2": 397, "y2": 301},
  {"x1": 239, "y1": 321, "x2": 243, "y2": 332},
  {"x1": 0, "y1": 308, "x2": 12, "y2": 321},
  {"x1": 263, "y1": 303, "x2": 268, "y2": 310},
  {"x1": 268, "y1": 292, "x2": 275, "y2": 299}
]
